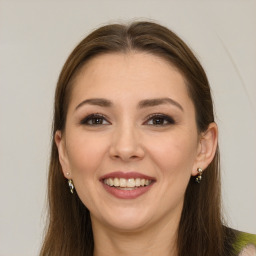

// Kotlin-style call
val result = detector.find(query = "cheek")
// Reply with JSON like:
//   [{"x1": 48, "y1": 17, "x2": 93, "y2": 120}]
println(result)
[
  {"x1": 147, "y1": 130, "x2": 198, "y2": 177},
  {"x1": 65, "y1": 133, "x2": 110, "y2": 209},
  {"x1": 66, "y1": 132, "x2": 109, "y2": 177}
]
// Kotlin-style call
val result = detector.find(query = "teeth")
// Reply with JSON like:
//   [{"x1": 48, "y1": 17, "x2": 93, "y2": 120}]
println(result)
[
  {"x1": 120, "y1": 178, "x2": 126, "y2": 187},
  {"x1": 113, "y1": 178, "x2": 119, "y2": 186},
  {"x1": 108, "y1": 178, "x2": 114, "y2": 186},
  {"x1": 135, "y1": 178, "x2": 140, "y2": 186},
  {"x1": 103, "y1": 177, "x2": 152, "y2": 188},
  {"x1": 127, "y1": 178, "x2": 135, "y2": 188}
]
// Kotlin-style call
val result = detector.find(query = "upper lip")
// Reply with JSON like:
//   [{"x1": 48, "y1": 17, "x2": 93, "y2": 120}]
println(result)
[{"x1": 100, "y1": 171, "x2": 156, "y2": 181}]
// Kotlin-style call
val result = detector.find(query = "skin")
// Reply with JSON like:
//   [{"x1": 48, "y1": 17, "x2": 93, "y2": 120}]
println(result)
[
  {"x1": 239, "y1": 245, "x2": 256, "y2": 256},
  {"x1": 56, "y1": 52, "x2": 218, "y2": 256}
]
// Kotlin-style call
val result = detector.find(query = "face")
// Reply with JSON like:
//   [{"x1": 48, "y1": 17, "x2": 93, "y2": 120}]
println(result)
[{"x1": 56, "y1": 52, "x2": 206, "y2": 233}]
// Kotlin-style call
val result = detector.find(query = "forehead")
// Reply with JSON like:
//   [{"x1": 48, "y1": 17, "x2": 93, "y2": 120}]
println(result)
[{"x1": 70, "y1": 52, "x2": 192, "y2": 108}]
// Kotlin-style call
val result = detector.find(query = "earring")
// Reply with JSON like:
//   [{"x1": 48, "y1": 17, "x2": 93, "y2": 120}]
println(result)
[
  {"x1": 68, "y1": 179, "x2": 74, "y2": 194},
  {"x1": 195, "y1": 168, "x2": 203, "y2": 183}
]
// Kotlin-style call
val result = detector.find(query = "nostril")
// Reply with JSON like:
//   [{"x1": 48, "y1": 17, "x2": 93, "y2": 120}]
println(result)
[
  {"x1": 113, "y1": 154, "x2": 138, "y2": 159},
  {"x1": 109, "y1": 133, "x2": 145, "y2": 161},
  {"x1": 111, "y1": 152, "x2": 144, "y2": 162}
]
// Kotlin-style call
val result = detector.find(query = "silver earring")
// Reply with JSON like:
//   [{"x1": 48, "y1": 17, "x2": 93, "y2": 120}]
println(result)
[
  {"x1": 68, "y1": 179, "x2": 74, "y2": 194},
  {"x1": 195, "y1": 168, "x2": 203, "y2": 183}
]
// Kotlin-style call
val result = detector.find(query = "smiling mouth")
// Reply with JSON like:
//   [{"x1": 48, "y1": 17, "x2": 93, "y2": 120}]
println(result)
[{"x1": 103, "y1": 178, "x2": 153, "y2": 190}]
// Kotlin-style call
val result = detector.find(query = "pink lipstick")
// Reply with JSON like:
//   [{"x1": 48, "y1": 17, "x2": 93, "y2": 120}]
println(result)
[
  {"x1": 100, "y1": 171, "x2": 156, "y2": 199},
  {"x1": 100, "y1": 171, "x2": 155, "y2": 180}
]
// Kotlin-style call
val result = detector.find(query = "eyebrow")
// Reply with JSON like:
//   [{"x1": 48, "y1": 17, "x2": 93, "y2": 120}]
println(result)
[
  {"x1": 75, "y1": 97, "x2": 183, "y2": 111},
  {"x1": 75, "y1": 98, "x2": 112, "y2": 110},
  {"x1": 138, "y1": 98, "x2": 183, "y2": 111}
]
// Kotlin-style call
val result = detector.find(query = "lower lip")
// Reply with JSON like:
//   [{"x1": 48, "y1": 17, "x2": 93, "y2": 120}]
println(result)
[{"x1": 102, "y1": 182, "x2": 154, "y2": 199}]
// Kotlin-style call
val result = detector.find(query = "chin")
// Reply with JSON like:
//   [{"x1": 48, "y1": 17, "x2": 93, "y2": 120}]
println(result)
[
  {"x1": 106, "y1": 217, "x2": 151, "y2": 233},
  {"x1": 93, "y1": 206, "x2": 153, "y2": 232}
]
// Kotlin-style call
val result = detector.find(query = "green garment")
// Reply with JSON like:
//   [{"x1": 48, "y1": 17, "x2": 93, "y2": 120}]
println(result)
[{"x1": 233, "y1": 230, "x2": 256, "y2": 255}]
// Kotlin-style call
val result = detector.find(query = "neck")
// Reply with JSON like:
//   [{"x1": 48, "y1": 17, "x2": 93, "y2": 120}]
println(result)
[{"x1": 92, "y1": 215, "x2": 179, "y2": 256}]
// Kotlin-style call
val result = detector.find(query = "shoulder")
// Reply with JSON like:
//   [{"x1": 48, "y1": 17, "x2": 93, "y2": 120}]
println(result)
[
  {"x1": 238, "y1": 244, "x2": 256, "y2": 256},
  {"x1": 231, "y1": 229, "x2": 256, "y2": 256}
]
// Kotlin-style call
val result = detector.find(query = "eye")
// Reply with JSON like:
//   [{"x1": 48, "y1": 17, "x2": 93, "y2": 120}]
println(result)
[
  {"x1": 80, "y1": 114, "x2": 110, "y2": 125},
  {"x1": 145, "y1": 114, "x2": 175, "y2": 126}
]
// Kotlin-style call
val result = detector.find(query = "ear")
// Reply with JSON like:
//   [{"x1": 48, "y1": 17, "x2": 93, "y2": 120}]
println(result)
[
  {"x1": 55, "y1": 130, "x2": 72, "y2": 179},
  {"x1": 192, "y1": 122, "x2": 218, "y2": 176}
]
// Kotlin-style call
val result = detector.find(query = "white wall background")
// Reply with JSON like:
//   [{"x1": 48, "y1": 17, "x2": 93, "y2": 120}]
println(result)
[{"x1": 0, "y1": 0, "x2": 255, "y2": 255}]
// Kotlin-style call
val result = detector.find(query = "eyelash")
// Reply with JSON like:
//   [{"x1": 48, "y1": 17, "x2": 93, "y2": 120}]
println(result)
[
  {"x1": 80, "y1": 113, "x2": 110, "y2": 125},
  {"x1": 80, "y1": 113, "x2": 175, "y2": 126},
  {"x1": 144, "y1": 113, "x2": 176, "y2": 126}
]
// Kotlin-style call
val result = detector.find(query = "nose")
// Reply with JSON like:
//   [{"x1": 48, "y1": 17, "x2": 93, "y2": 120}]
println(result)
[{"x1": 109, "y1": 124, "x2": 145, "y2": 162}]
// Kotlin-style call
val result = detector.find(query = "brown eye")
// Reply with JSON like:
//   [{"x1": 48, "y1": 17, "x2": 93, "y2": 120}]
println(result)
[
  {"x1": 91, "y1": 117, "x2": 104, "y2": 125},
  {"x1": 145, "y1": 114, "x2": 175, "y2": 126},
  {"x1": 80, "y1": 114, "x2": 110, "y2": 125},
  {"x1": 152, "y1": 117, "x2": 166, "y2": 125}
]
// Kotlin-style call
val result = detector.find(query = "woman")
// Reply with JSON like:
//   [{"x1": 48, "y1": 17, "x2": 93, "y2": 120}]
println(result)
[{"x1": 40, "y1": 21, "x2": 256, "y2": 256}]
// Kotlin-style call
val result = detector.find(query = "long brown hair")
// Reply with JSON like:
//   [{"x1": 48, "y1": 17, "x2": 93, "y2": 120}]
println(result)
[{"x1": 40, "y1": 21, "x2": 235, "y2": 256}]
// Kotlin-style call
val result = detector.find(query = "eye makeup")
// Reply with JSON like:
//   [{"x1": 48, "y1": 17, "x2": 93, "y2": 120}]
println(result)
[
  {"x1": 143, "y1": 113, "x2": 176, "y2": 126},
  {"x1": 80, "y1": 113, "x2": 111, "y2": 126},
  {"x1": 79, "y1": 112, "x2": 176, "y2": 127}
]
